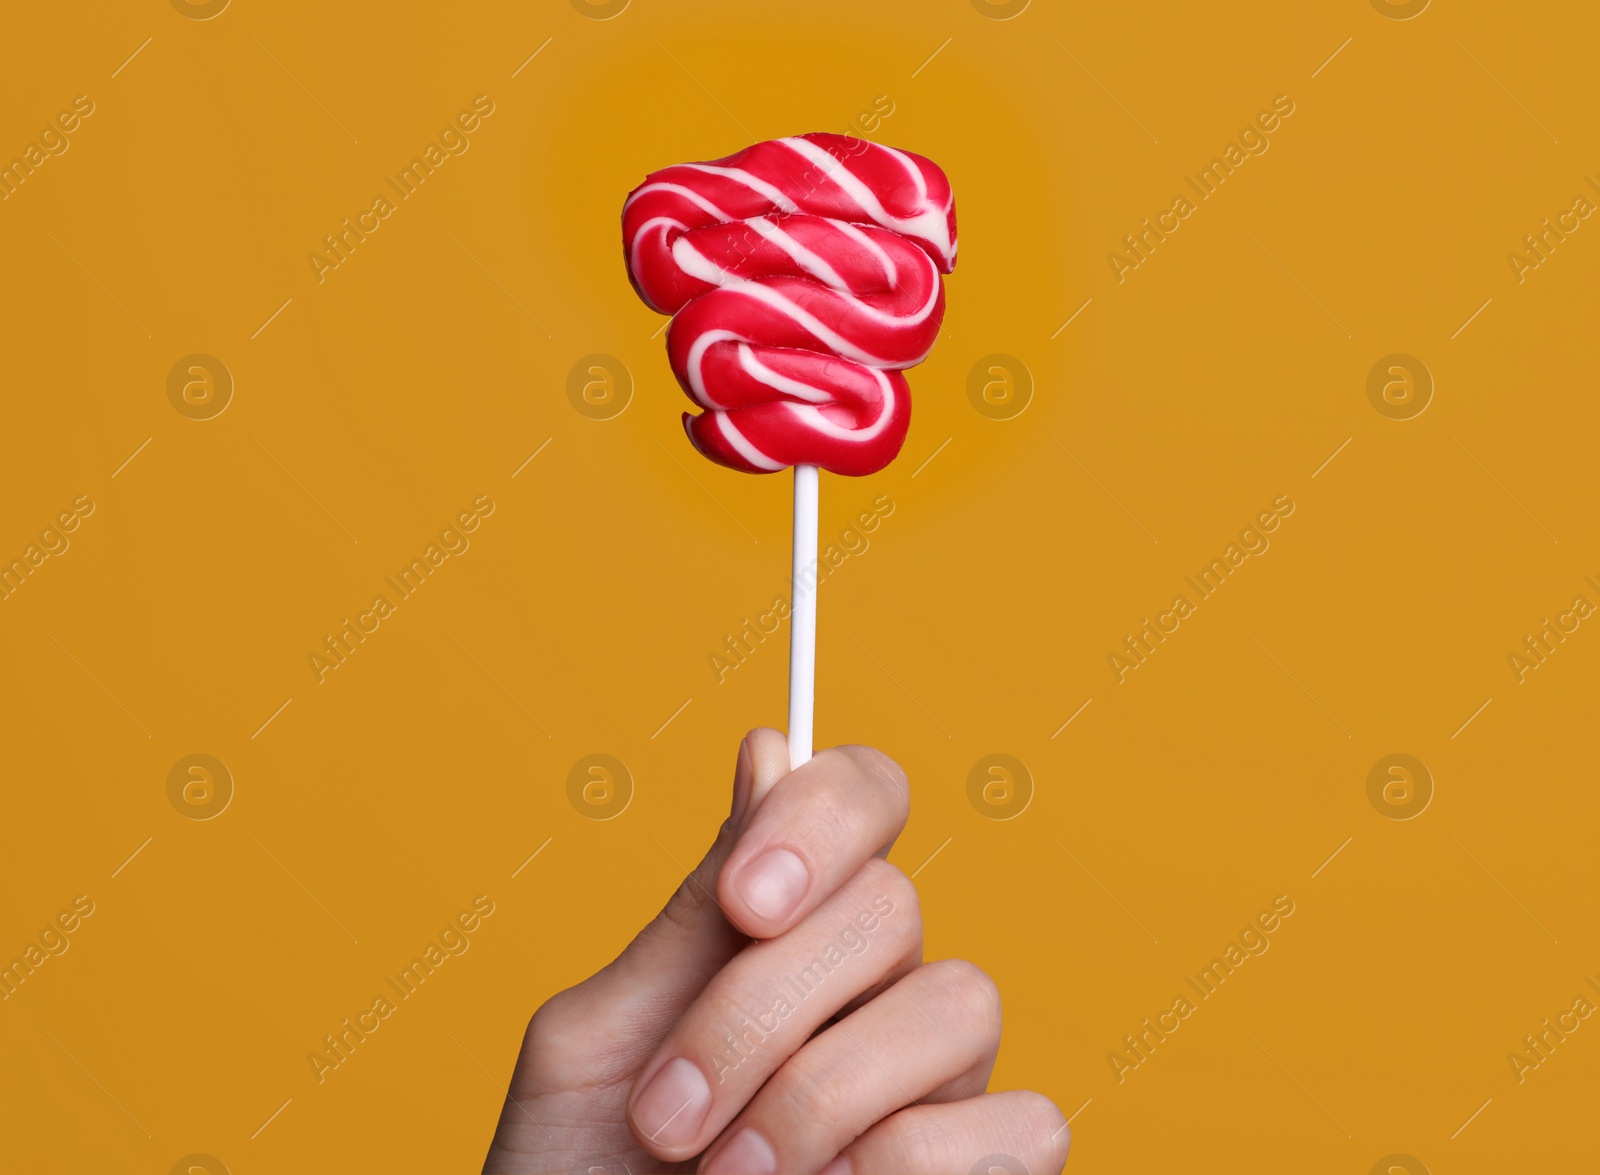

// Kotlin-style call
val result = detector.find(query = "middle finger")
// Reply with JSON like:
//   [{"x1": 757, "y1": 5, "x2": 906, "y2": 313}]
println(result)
[{"x1": 698, "y1": 958, "x2": 1003, "y2": 1174}]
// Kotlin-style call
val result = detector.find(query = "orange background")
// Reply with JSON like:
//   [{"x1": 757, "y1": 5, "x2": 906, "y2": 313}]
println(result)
[{"x1": 3, "y1": 1, "x2": 1598, "y2": 1172}]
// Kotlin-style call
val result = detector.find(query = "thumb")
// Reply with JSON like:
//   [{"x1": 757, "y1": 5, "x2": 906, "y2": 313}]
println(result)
[{"x1": 580, "y1": 727, "x2": 790, "y2": 1016}]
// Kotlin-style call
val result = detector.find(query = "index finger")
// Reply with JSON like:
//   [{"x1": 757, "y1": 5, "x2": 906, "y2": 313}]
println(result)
[{"x1": 717, "y1": 744, "x2": 910, "y2": 939}]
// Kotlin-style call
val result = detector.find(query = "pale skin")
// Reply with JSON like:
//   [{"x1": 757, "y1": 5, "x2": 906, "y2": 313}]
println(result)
[{"x1": 483, "y1": 729, "x2": 1070, "y2": 1174}]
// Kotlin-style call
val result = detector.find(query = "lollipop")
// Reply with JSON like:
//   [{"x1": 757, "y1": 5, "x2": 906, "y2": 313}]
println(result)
[{"x1": 623, "y1": 132, "x2": 957, "y2": 766}]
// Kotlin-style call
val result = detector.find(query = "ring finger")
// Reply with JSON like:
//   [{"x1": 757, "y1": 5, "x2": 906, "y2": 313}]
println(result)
[{"x1": 697, "y1": 959, "x2": 1003, "y2": 1174}]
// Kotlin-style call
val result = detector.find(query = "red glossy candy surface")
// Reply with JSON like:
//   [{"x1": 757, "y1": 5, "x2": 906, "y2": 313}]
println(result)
[{"x1": 622, "y1": 133, "x2": 957, "y2": 476}]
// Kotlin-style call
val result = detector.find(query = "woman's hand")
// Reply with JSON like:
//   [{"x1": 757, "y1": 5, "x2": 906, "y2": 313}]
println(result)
[{"x1": 483, "y1": 729, "x2": 1069, "y2": 1174}]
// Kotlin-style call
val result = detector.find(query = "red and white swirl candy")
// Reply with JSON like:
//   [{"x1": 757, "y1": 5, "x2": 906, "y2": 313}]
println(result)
[{"x1": 622, "y1": 133, "x2": 957, "y2": 476}]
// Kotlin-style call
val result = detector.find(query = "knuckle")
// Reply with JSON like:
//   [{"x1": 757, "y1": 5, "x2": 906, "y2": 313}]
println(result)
[
  {"x1": 855, "y1": 857, "x2": 921, "y2": 938},
  {"x1": 527, "y1": 986, "x2": 581, "y2": 1045},
  {"x1": 693, "y1": 986, "x2": 769, "y2": 1059},
  {"x1": 661, "y1": 865, "x2": 720, "y2": 933},
  {"x1": 770, "y1": 1055, "x2": 853, "y2": 1134},
  {"x1": 873, "y1": 865, "x2": 923, "y2": 964},
  {"x1": 839, "y1": 744, "x2": 910, "y2": 815},
  {"x1": 518, "y1": 988, "x2": 598, "y2": 1091},
  {"x1": 890, "y1": 1117, "x2": 942, "y2": 1172},
  {"x1": 776, "y1": 746, "x2": 909, "y2": 860},
  {"x1": 803, "y1": 776, "x2": 869, "y2": 849},
  {"x1": 920, "y1": 958, "x2": 1002, "y2": 1036},
  {"x1": 1012, "y1": 1090, "x2": 1071, "y2": 1164},
  {"x1": 1015, "y1": 1088, "x2": 1068, "y2": 1133}
]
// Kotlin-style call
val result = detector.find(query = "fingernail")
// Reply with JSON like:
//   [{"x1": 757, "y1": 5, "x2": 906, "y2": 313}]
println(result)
[
  {"x1": 730, "y1": 737, "x2": 753, "y2": 826},
  {"x1": 818, "y1": 1156, "x2": 852, "y2": 1175},
  {"x1": 632, "y1": 1057, "x2": 711, "y2": 1150},
  {"x1": 736, "y1": 847, "x2": 809, "y2": 923},
  {"x1": 704, "y1": 1128, "x2": 777, "y2": 1174}
]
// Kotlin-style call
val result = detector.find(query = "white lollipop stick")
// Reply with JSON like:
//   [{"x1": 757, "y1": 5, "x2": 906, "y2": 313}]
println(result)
[{"x1": 788, "y1": 463, "x2": 819, "y2": 770}]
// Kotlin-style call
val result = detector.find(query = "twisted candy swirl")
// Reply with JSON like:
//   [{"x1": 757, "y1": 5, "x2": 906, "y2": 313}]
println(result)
[{"x1": 622, "y1": 133, "x2": 957, "y2": 476}]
